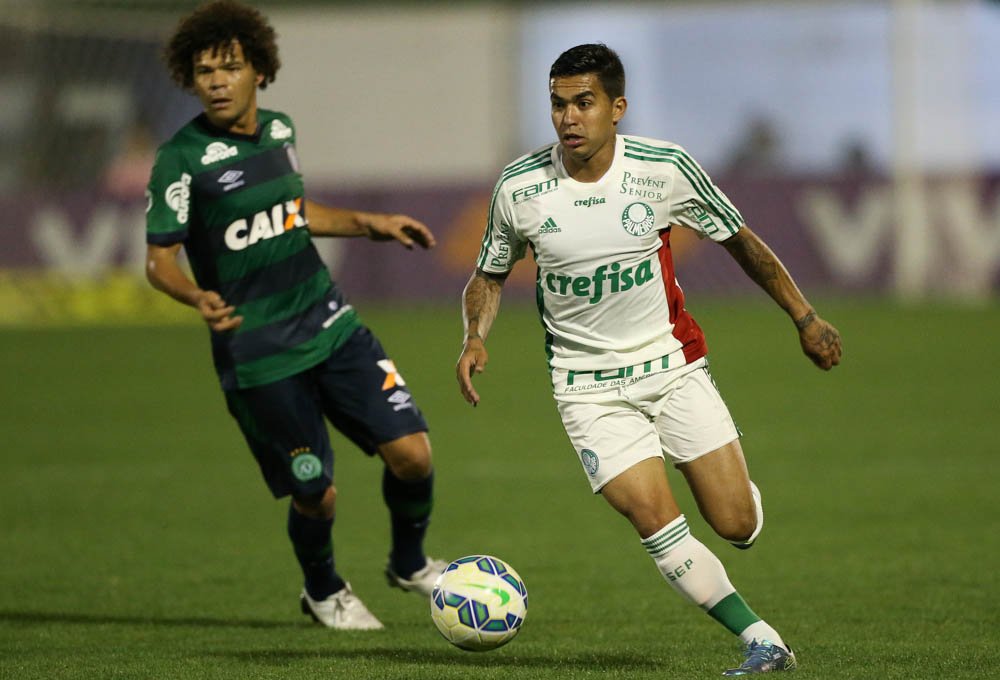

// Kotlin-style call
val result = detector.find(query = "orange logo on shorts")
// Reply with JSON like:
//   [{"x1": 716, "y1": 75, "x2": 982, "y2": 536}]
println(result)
[{"x1": 378, "y1": 359, "x2": 407, "y2": 391}]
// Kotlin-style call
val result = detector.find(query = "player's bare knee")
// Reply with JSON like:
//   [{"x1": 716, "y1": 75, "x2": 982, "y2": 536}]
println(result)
[
  {"x1": 711, "y1": 510, "x2": 756, "y2": 543},
  {"x1": 620, "y1": 499, "x2": 675, "y2": 537},
  {"x1": 380, "y1": 434, "x2": 432, "y2": 480},
  {"x1": 387, "y1": 454, "x2": 432, "y2": 481},
  {"x1": 292, "y1": 485, "x2": 336, "y2": 519}
]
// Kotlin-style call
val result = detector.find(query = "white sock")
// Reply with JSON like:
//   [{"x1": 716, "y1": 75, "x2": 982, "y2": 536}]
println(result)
[
  {"x1": 641, "y1": 515, "x2": 736, "y2": 609},
  {"x1": 642, "y1": 515, "x2": 786, "y2": 649},
  {"x1": 739, "y1": 620, "x2": 787, "y2": 650}
]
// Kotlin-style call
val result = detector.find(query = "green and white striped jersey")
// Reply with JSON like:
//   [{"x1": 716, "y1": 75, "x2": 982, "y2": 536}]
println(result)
[
  {"x1": 477, "y1": 135, "x2": 744, "y2": 372},
  {"x1": 146, "y1": 110, "x2": 358, "y2": 390}
]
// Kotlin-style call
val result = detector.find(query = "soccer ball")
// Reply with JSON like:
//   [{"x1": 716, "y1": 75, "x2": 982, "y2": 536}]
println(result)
[{"x1": 430, "y1": 555, "x2": 528, "y2": 651}]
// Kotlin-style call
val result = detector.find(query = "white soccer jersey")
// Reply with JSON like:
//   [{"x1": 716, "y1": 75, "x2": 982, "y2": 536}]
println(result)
[{"x1": 477, "y1": 134, "x2": 744, "y2": 372}]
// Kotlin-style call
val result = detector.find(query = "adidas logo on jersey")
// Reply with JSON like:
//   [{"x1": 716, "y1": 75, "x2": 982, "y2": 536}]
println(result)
[
  {"x1": 270, "y1": 119, "x2": 293, "y2": 140},
  {"x1": 539, "y1": 217, "x2": 561, "y2": 234},
  {"x1": 224, "y1": 197, "x2": 306, "y2": 251},
  {"x1": 201, "y1": 141, "x2": 239, "y2": 165}
]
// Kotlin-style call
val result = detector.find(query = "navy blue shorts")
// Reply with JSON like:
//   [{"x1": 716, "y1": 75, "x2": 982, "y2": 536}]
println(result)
[{"x1": 224, "y1": 326, "x2": 429, "y2": 499}]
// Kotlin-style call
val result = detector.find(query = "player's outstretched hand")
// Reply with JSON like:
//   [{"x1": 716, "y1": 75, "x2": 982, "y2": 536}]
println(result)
[
  {"x1": 366, "y1": 214, "x2": 436, "y2": 249},
  {"x1": 456, "y1": 337, "x2": 489, "y2": 406},
  {"x1": 797, "y1": 313, "x2": 842, "y2": 370},
  {"x1": 196, "y1": 290, "x2": 243, "y2": 332}
]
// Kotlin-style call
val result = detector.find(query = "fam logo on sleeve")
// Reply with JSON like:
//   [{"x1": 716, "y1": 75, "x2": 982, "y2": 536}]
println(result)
[{"x1": 682, "y1": 198, "x2": 720, "y2": 235}]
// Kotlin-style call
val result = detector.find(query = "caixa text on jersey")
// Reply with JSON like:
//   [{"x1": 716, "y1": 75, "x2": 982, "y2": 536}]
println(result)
[{"x1": 224, "y1": 198, "x2": 306, "y2": 251}]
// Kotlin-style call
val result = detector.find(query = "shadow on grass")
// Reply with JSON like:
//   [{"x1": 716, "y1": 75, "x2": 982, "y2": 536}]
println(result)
[
  {"x1": 207, "y1": 647, "x2": 660, "y2": 672},
  {"x1": 0, "y1": 609, "x2": 293, "y2": 630},
  {"x1": 3, "y1": 610, "x2": 661, "y2": 673}
]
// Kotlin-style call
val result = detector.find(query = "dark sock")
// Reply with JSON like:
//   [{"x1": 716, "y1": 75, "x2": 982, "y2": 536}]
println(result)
[
  {"x1": 383, "y1": 467, "x2": 434, "y2": 578},
  {"x1": 287, "y1": 503, "x2": 345, "y2": 600}
]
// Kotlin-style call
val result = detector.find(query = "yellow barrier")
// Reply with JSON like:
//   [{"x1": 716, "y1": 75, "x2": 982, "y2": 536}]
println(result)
[{"x1": 0, "y1": 270, "x2": 198, "y2": 326}]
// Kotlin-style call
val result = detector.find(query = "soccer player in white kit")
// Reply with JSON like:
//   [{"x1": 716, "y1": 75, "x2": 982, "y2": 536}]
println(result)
[{"x1": 457, "y1": 44, "x2": 842, "y2": 675}]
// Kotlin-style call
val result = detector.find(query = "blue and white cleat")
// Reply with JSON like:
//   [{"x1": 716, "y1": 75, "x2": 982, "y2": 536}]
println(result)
[{"x1": 723, "y1": 639, "x2": 797, "y2": 675}]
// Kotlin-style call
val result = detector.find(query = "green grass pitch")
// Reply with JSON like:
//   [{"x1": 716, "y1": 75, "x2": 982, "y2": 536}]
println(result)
[{"x1": 1, "y1": 299, "x2": 997, "y2": 678}]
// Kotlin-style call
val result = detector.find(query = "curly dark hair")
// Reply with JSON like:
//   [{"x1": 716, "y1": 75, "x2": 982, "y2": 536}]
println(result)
[
  {"x1": 165, "y1": 0, "x2": 280, "y2": 90},
  {"x1": 550, "y1": 44, "x2": 625, "y2": 100}
]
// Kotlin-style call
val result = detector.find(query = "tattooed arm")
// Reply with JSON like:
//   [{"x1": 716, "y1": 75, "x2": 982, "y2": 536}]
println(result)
[
  {"x1": 721, "y1": 226, "x2": 843, "y2": 370},
  {"x1": 456, "y1": 269, "x2": 509, "y2": 405}
]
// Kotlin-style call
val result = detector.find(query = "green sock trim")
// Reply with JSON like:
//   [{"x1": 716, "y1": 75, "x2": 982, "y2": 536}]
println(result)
[{"x1": 706, "y1": 592, "x2": 761, "y2": 636}]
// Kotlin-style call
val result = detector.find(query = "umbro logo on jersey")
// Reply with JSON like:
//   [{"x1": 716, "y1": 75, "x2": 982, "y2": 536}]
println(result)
[
  {"x1": 217, "y1": 170, "x2": 245, "y2": 192},
  {"x1": 539, "y1": 217, "x2": 561, "y2": 234},
  {"x1": 201, "y1": 141, "x2": 239, "y2": 165},
  {"x1": 270, "y1": 120, "x2": 293, "y2": 140}
]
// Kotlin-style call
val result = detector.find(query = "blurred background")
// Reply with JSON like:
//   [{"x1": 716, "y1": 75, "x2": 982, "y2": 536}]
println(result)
[
  {"x1": 2, "y1": 5, "x2": 998, "y2": 676},
  {"x1": 1, "y1": 0, "x2": 999, "y2": 323}
]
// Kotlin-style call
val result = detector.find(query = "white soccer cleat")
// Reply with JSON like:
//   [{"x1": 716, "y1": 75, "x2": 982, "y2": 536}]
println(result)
[
  {"x1": 300, "y1": 583, "x2": 384, "y2": 630},
  {"x1": 732, "y1": 481, "x2": 764, "y2": 550},
  {"x1": 385, "y1": 557, "x2": 449, "y2": 597}
]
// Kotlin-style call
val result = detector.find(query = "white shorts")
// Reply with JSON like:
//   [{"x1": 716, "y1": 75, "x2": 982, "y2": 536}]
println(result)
[{"x1": 553, "y1": 354, "x2": 740, "y2": 493}]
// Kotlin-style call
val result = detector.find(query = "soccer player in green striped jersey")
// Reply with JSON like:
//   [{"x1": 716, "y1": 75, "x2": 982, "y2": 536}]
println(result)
[
  {"x1": 458, "y1": 44, "x2": 843, "y2": 674},
  {"x1": 145, "y1": 0, "x2": 446, "y2": 630}
]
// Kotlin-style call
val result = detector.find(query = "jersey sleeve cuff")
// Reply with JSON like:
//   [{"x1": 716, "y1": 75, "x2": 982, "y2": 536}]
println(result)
[{"x1": 147, "y1": 229, "x2": 188, "y2": 246}]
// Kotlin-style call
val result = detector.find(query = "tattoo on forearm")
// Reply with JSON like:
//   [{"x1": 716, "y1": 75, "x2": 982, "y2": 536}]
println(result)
[
  {"x1": 728, "y1": 234, "x2": 779, "y2": 288},
  {"x1": 463, "y1": 273, "x2": 503, "y2": 341}
]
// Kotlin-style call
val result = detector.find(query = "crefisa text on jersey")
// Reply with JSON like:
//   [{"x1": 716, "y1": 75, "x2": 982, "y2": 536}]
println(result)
[{"x1": 620, "y1": 171, "x2": 665, "y2": 201}]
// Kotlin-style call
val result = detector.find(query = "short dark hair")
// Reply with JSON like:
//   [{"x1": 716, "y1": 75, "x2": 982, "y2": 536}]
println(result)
[
  {"x1": 165, "y1": 0, "x2": 280, "y2": 90},
  {"x1": 549, "y1": 44, "x2": 625, "y2": 100}
]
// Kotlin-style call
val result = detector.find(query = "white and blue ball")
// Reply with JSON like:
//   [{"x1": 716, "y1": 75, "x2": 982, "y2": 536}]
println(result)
[{"x1": 430, "y1": 555, "x2": 528, "y2": 651}]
